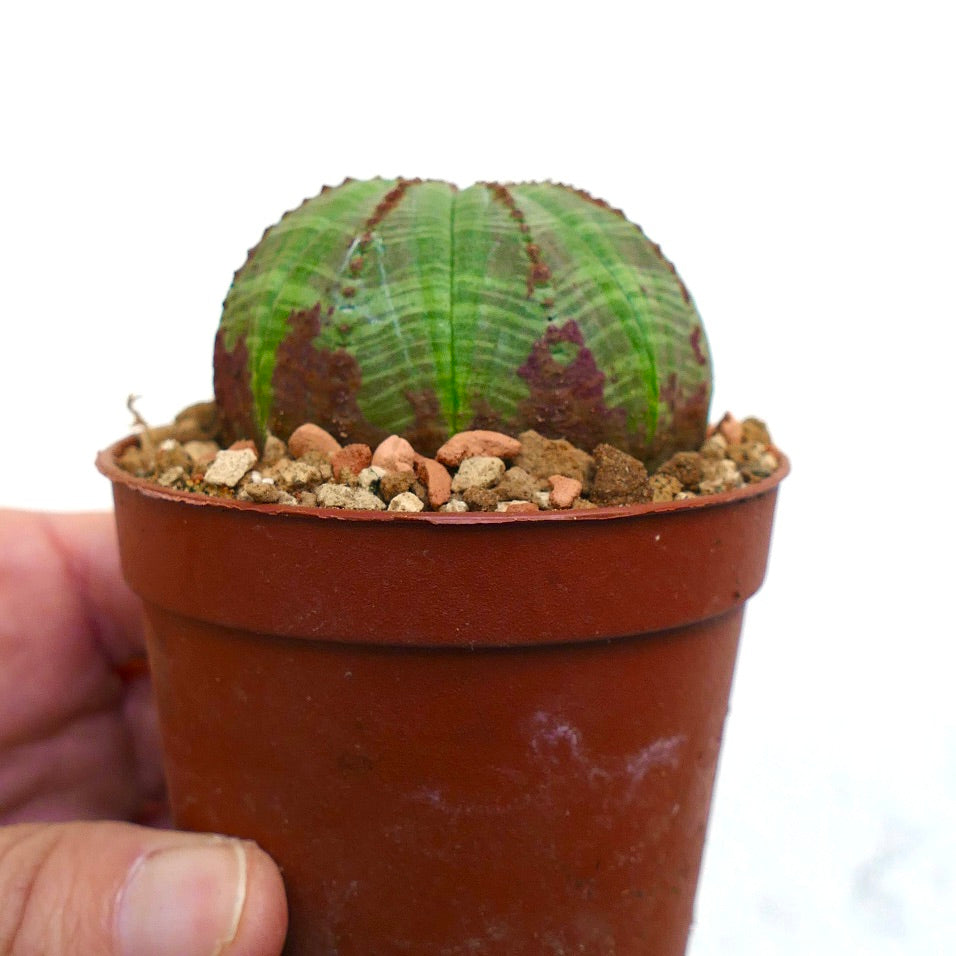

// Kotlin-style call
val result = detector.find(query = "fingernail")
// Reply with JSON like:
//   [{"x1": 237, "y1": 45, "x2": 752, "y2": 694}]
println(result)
[{"x1": 116, "y1": 837, "x2": 247, "y2": 956}]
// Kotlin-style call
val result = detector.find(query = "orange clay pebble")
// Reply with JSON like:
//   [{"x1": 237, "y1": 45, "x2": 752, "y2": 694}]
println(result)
[
  {"x1": 414, "y1": 456, "x2": 452, "y2": 508},
  {"x1": 548, "y1": 474, "x2": 583, "y2": 509},
  {"x1": 332, "y1": 444, "x2": 372, "y2": 481},
  {"x1": 435, "y1": 430, "x2": 522, "y2": 467},
  {"x1": 288, "y1": 423, "x2": 342, "y2": 458},
  {"x1": 371, "y1": 435, "x2": 417, "y2": 473}
]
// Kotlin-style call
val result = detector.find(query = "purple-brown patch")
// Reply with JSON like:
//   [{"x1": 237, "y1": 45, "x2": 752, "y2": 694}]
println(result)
[
  {"x1": 690, "y1": 326, "x2": 707, "y2": 366},
  {"x1": 402, "y1": 388, "x2": 450, "y2": 458},
  {"x1": 651, "y1": 374, "x2": 711, "y2": 467},
  {"x1": 268, "y1": 303, "x2": 387, "y2": 447},
  {"x1": 515, "y1": 319, "x2": 630, "y2": 452},
  {"x1": 213, "y1": 328, "x2": 258, "y2": 445}
]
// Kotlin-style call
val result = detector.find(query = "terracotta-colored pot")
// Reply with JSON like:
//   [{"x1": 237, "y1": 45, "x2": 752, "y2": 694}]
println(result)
[{"x1": 98, "y1": 438, "x2": 787, "y2": 955}]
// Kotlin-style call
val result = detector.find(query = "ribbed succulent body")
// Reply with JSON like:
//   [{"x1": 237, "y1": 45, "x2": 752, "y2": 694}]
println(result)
[{"x1": 214, "y1": 178, "x2": 712, "y2": 464}]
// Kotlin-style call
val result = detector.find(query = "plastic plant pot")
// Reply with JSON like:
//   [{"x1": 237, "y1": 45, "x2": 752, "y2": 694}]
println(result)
[{"x1": 98, "y1": 437, "x2": 787, "y2": 956}]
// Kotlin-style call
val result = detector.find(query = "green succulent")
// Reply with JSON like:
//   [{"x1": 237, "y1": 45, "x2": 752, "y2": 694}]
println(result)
[{"x1": 214, "y1": 178, "x2": 712, "y2": 464}]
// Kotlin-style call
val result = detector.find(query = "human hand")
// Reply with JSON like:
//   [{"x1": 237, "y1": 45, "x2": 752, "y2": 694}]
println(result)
[{"x1": 0, "y1": 510, "x2": 287, "y2": 954}]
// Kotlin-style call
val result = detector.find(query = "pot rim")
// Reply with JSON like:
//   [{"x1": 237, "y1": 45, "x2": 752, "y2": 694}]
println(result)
[{"x1": 96, "y1": 433, "x2": 790, "y2": 526}]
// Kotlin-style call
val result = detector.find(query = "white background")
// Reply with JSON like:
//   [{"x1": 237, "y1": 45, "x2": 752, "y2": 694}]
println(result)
[{"x1": 1, "y1": 1, "x2": 954, "y2": 952}]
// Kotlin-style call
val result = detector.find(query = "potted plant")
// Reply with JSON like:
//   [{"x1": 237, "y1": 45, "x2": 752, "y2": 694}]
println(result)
[{"x1": 98, "y1": 178, "x2": 787, "y2": 955}]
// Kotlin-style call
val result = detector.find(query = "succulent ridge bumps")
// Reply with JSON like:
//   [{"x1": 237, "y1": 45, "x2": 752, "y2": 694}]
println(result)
[{"x1": 213, "y1": 178, "x2": 712, "y2": 465}]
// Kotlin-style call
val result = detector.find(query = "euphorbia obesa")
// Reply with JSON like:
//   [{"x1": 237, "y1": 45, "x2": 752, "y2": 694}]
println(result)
[{"x1": 214, "y1": 178, "x2": 712, "y2": 464}]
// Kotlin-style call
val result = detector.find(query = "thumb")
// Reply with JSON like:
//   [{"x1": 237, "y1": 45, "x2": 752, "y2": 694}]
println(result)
[{"x1": 0, "y1": 821, "x2": 287, "y2": 956}]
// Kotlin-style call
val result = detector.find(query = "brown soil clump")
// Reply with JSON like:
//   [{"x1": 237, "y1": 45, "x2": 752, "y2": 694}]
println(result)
[
  {"x1": 589, "y1": 445, "x2": 651, "y2": 507},
  {"x1": 657, "y1": 451, "x2": 705, "y2": 492},
  {"x1": 514, "y1": 431, "x2": 594, "y2": 486},
  {"x1": 494, "y1": 467, "x2": 540, "y2": 503},
  {"x1": 462, "y1": 487, "x2": 500, "y2": 513}
]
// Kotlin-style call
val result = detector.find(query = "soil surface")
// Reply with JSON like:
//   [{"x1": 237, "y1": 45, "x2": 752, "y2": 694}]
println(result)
[{"x1": 116, "y1": 401, "x2": 781, "y2": 513}]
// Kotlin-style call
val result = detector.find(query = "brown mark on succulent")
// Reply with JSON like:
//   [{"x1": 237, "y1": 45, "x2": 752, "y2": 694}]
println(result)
[
  {"x1": 516, "y1": 319, "x2": 629, "y2": 452},
  {"x1": 525, "y1": 244, "x2": 552, "y2": 295},
  {"x1": 550, "y1": 182, "x2": 628, "y2": 221},
  {"x1": 269, "y1": 304, "x2": 386, "y2": 447},
  {"x1": 402, "y1": 388, "x2": 449, "y2": 458},
  {"x1": 484, "y1": 183, "x2": 556, "y2": 301},
  {"x1": 649, "y1": 239, "x2": 693, "y2": 305},
  {"x1": 213, "y1": 329, "x2": 257, "y2": 445},
  {"x1": 653, "y1": 375, "x2": 710, "y2": 467},
  {"x1": 357, "y1": 177, "x2": 421, "y2": 248},
  {"x1": 466, "y1": 396, "x2": 507, "y2": 434},
  {"x1": 690, "y1": 326, "x2": 707, "y2": 366}
]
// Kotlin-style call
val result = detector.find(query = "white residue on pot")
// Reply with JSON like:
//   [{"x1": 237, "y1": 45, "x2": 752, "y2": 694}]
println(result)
[
  {"x1": 625, "y1": 735, "x2": 687, "y2": 800},
  {"x1": 530, "y1": 712, "x2": 687, "y2": 800}
]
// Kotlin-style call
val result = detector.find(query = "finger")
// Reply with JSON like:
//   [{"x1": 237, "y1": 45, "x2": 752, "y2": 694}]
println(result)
[
  {"x1": 36, "y1": 510, "x2": 145, "y2": 665},
  {"x1": 0, "y1": 512, "x2": 162, "y2": 823},
  {"x1": 0, "y1": 821, "x2": 287, "y2": 956},
  {"x1": 0, "y1": 510, "x2": 144, "y2": 668}
]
